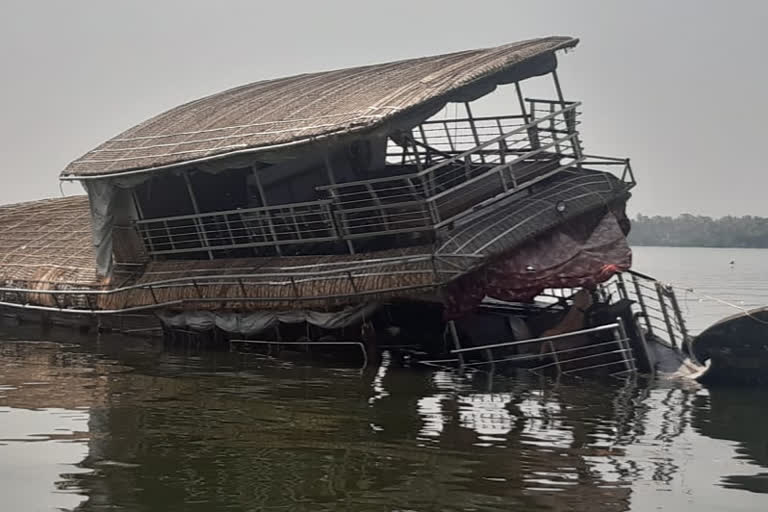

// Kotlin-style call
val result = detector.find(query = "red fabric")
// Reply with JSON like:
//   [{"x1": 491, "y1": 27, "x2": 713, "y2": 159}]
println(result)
[{"x1": 444, "y1": 212, "x2": 632, "y2": 318}]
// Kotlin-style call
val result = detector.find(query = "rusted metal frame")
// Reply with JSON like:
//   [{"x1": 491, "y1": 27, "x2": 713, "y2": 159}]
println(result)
[
  {"x1": 630, "y1": 273, "x2": 654, "y2": 336},
  {"x1": 182, "y1": 172, "x2": 214, "y2": 260},
  {"x1": 655, "y1": 282, "x2": 678, "y2": 348},
  {"x1": 252, "y1": 167, "x2": 282, "y2": 256}
]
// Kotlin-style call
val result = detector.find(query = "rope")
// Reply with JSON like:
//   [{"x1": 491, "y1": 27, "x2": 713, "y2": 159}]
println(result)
[{"x1": 669, "y1": 282, "x2": 768, "y2": 327}]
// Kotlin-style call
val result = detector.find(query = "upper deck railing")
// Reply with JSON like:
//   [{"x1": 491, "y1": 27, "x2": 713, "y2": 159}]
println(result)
[
  {"x1": 131, "y1": 100, "x2": 630, "y2": 258},
  {"x1": 320, "y1": 100, "x2": 583, "y2": 241}
]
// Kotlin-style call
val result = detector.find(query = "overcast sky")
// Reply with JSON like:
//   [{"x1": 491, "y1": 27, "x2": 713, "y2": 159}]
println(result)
[{"x1": 1, "y1": 0, "x2": 766, "y2": 217}]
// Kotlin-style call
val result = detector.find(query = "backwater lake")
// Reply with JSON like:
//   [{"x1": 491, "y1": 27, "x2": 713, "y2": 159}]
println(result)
[{"x1": 1, "y1": 246, "x2": 767, "y2": 511}]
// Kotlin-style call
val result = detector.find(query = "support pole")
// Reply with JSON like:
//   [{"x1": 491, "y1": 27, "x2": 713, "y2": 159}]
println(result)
[
  {"x1": 464, "y1": 102, "x2": 486, "y2": 163},
  {"x1": 656, "y1": 282, "x2": 677, "y2": 348},
  {"x1": 666, "y1": 285, "x2": 693, "y2": 358},
  {"x1": 182, "y1": 173, "x2": 214, "y2": 260},
  {"x1": 251, "y1": 167, "x2": 282, "y2": 256},
  {"x1": 551, "y1": 70, "x2": 582, "y2": 162},
  {"x1": 448, "y1": 320, "x2": 464, "y2": 370},
  {"x1": 631, "y1": 273, "x2": 654, "y2": 336}
]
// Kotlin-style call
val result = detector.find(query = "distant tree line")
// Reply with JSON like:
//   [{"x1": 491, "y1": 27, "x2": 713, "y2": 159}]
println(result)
[{"x1": 629, "y1": 214, "x2": 768, "y2": 248}]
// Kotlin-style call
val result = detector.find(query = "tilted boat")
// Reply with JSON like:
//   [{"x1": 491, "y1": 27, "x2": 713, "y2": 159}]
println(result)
[{"x1": 0, "y1": 36, "x2": 740, "y2": 381}]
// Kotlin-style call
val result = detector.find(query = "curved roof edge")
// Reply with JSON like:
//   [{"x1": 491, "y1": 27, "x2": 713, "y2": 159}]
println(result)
[{"x1": 61, "y1": 36, "x2": 578, "y2": 180}]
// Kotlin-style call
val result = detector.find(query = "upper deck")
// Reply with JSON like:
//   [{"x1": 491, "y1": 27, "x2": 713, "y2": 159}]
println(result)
[{"x1": 57, "y1": 37, "x2": 635, "y2": 272}]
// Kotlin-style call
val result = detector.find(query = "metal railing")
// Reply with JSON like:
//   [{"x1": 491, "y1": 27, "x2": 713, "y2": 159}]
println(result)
[
  {"x1": 135, "y1": 200, "x2": 338, "y2": 256},
  {"x1": 600, "y1": 270, "x2": 691, "y2": 353},
  {"x1": 128, "y1": 100, "x2": 638, "y2": 258},
  {"x1": 386, "y1": 114, "x2": 529, "y2": 165},
  {"x1": 0, "y1": 253, "x2": 475, "y2": 314},
  {"x1": 440, "y1": 320, "x2": 637, "y2": 377},
  {"x1": 321, "y1": 101, "x2": 584, "y2": 242}
]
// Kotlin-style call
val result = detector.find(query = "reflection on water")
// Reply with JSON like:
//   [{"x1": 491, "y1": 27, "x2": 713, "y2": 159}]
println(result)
[{"x1": 1, "y1": 324, "x2": 768, "y2": 511}]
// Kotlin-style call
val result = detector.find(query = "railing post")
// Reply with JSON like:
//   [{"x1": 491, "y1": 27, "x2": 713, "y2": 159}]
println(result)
[
  {"x1": 615, "y1": 317, "x2": 636, "y2": 373},
  {"x1": 630, "y1": 273, "x2": 654, "y2": 336},
  {"x1": 448, "y1": 320, "x2": 465, "y2": 370},
  {"x1": 655, "y1": 282, "x2": 677, "y2": 348},
  {"x1": 616, "y1": 273, "x2": 629, "y2": 300},
  {"x1": 183, "y1": 173, "x2": 214, "y2": 260},
  {"x1": 666, "y1": 284, "x2": 692, "y2": 357},
  {"x1": 252, "y1": 167, "x2": 282, "y2": 256},
  {"x1": 464, "y1": 102, "x2": 486, "y2": 163},
  {"x1": 526, "y1": 100, "x2": 541, "y2": 150}
]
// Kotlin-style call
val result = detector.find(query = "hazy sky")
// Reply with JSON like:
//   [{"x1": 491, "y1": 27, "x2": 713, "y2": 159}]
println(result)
[{"x1": 1, "y1": 0, "x2": 766, "y2": 217}]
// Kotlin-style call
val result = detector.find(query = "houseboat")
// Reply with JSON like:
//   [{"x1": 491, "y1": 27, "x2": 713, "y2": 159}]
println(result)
[{"x1": 0, "y1": 36, "x2": 723, "y2": 379}]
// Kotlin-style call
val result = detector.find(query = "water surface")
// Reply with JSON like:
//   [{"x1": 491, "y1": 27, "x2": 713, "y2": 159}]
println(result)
[{"x1": 0, "y1": 247, "x2": 766, "y2": 511}]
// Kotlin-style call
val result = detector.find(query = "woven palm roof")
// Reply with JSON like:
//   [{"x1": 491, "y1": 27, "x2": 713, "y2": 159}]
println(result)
[
  {"x1": 0, "y1": 196, "x2": 98, "y2": 285},
  {"x1": 61, "y1": 36, "x2": 578, "y2": 179}
]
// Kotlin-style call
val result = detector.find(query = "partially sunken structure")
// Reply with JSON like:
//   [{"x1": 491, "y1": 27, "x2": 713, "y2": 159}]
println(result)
[{"x1": 2, "y1": 36, "x2": 666, "y2": 374}]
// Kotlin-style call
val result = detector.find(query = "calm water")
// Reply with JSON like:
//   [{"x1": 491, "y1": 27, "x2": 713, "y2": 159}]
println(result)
[{"x1": 1, "y1": 247, "x2": 767, "y2": 512}]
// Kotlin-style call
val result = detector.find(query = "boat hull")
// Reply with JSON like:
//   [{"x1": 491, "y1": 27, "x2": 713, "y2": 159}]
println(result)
[{"x1": 692, "y1": 307, "x2": 768, "y2": 385}]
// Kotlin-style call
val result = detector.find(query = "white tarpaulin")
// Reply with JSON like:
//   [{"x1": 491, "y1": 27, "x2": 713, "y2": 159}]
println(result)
[{"x1": 158, "y1": 302, "x2": 381, "y2": 335}]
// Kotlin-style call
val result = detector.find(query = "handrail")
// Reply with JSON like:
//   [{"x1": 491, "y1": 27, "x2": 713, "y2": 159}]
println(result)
[
  {"x1": 450, "y1": 322, "x2": 620, "y2": 354},
  {"x1": 0, "y1": 254, "x2": 478, "y2": 298},
  {"x1": 135, "y1": 199, "x2": 333, "y2": 225},
  {"x1": 320, "y1": 102, "x2": 581, "y2": 191}
]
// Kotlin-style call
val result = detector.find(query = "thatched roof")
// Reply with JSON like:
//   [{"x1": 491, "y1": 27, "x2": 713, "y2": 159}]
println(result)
[
  {"x1": 61, "y1": 36, "x2": 577, "y2": 179},
  {"x1": 0, "y1": 196, "x2": 99, "y2": 286}
]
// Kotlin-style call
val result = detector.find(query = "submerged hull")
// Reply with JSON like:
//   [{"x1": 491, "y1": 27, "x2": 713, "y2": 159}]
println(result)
[{"x1": 692, "y1": 307, "x2": 768, "y2": 385}]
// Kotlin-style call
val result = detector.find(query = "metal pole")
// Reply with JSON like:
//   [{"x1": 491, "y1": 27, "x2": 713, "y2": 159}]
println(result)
[
  {"x1": 251, "y1": 167, "x2": 282, "y2": 256},
  {"x1": 514, "y1": 82, "x2": 530, "y2": 124},
  {"x1": 464, "y1": 102, "x2": 486, "y2": 163},
  {"x1": 655, "y1": 282, "x2": 677, "y2": 348},
  {"x1": 448, "y1": 320, "x2": 464, "y2": 370},
  {"x1": 182, "y1": 173, "x2": 214, "y2": 260},
  {"x1": 616, "y1": 273, "x2": 629, "y2": 301},
  {"x1": 615, "y1": 317, "x2": 636, "y2": 373},
  {"x1": 666, "y1": 284, "x2": 693, "y2": 358},
  {"x1": 631, "y1": 273, "x2": 654, "y2": 336}
]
